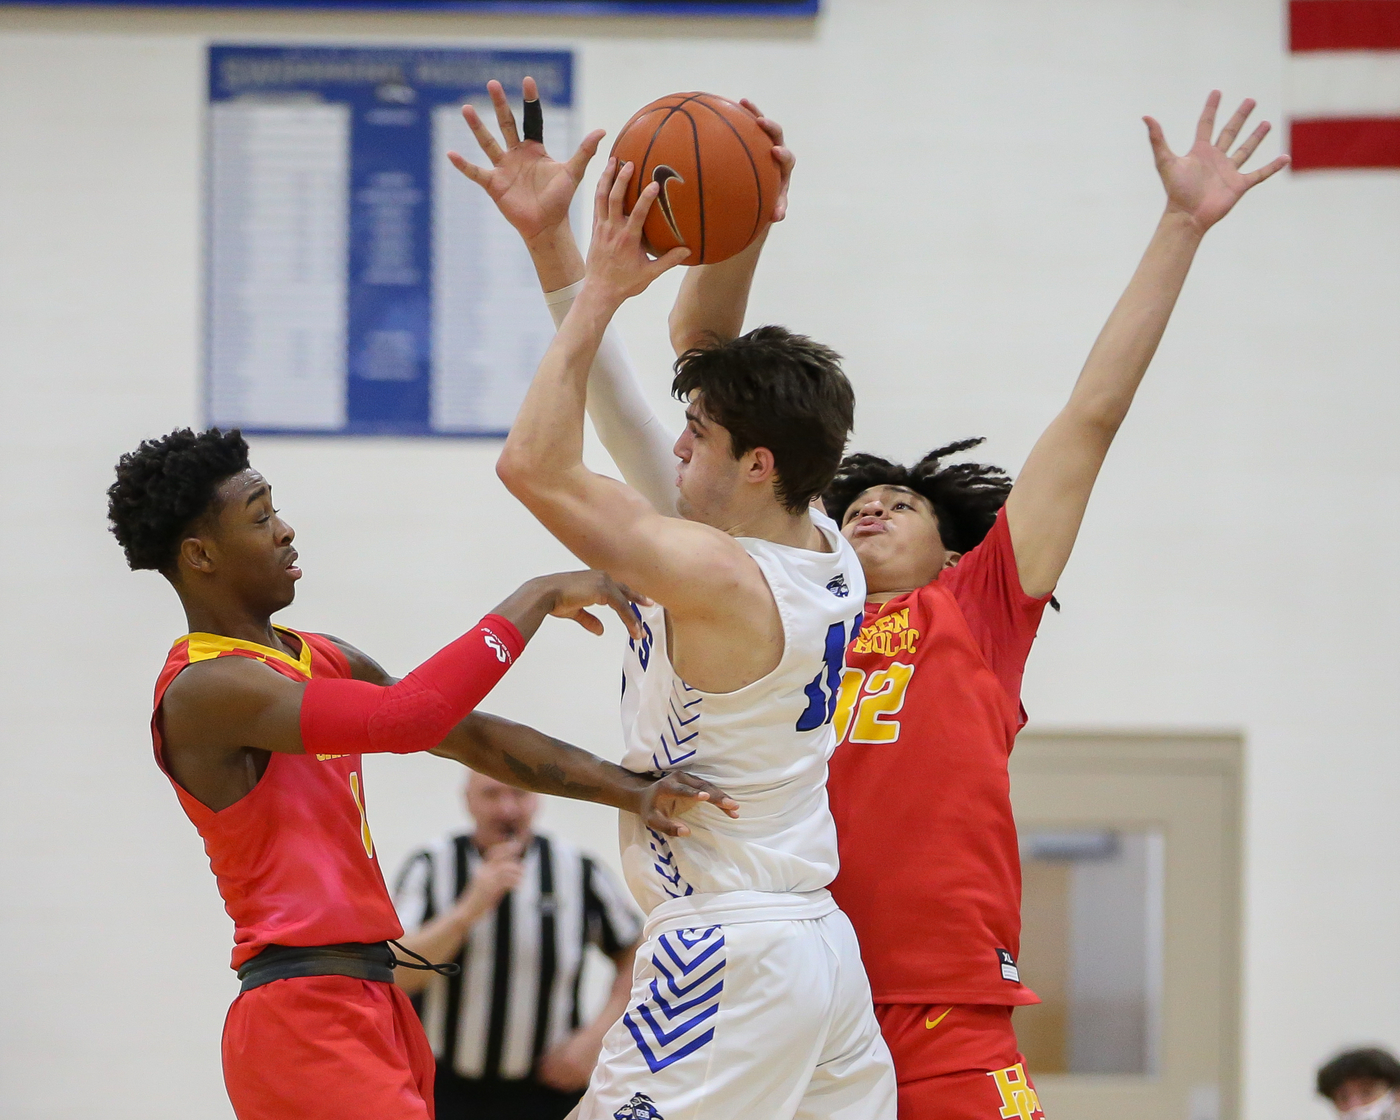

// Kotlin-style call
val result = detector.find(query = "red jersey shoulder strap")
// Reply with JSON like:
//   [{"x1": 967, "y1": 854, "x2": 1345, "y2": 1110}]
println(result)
[
  {"x1": 152, "y1": 626, "x2": 345, "y2": 734},
  {"x1": 182, "y1": 629, "x2": 314, "y2": 678}
]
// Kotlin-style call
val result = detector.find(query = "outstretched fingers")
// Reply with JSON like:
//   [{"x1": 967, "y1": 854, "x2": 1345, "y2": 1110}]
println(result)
[
  {"x1": 446, "y1": 150, "x2": 488, "y2": 185},
  {"x1": 1195, "y1": 89, "x2": 1222, "y2": 144},
  {"x1": 461, "y1": 103, "x2": 505, "y2": 165},
  {"x1": 1244, "y1": 152, "x2": 1290, "y2": 187},
  {"x1": 565, "y1": 128, "x2": 606, "y2": 184},
  {"x1": 487, "y1": 79, "x2": 521, "y2": 149},
  {"x1": 1143, "y1": 116, "x2": 1173, "y2": 170},
  {"x1": 1214, "y1": 97, "x2": 1256, "y2": 153},
  {"x1": 1231, "y1": 119, "x2": 1271, "y2": 167}
]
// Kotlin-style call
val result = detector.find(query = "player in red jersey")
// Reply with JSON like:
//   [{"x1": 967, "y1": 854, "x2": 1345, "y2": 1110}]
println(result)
[
  {"x1": 107, "y1": 427, "x2": 737, "y2": 1120},
  {"x1": 814, "y1": 92, "x2": 1287, "y2": 1118}
]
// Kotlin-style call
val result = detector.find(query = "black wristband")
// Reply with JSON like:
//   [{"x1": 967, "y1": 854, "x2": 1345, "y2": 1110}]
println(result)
[{"x1": 523, "y1": 98, "x2": 544, "y2": 143}]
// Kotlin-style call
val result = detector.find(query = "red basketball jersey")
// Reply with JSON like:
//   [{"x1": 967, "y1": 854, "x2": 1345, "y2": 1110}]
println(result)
[
  {"x1": 152, "y1": 628, "x2": 403, "y2": 970},
  {"x1": 828, "y1": 509, "x2": 1050, "y2": 1006}
]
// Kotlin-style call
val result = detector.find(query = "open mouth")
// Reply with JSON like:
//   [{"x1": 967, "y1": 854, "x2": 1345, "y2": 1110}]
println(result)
[{"x1": 285, "y1": 550, "x2": 302, "y2": 579}]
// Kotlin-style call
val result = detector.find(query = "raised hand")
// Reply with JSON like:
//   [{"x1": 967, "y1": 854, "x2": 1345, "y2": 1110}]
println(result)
[
  {"x1": 447, "y1": 76, "x2": 605, "y2": 243},
  {"x1": 1145, "y1": 90, "x2": 1289, "y2": 234},
  {"x1": 641, "y1": 771, "x2": 741, "y2": 838},
  {"x1": 583, "y1": 159, "x2": 692, "y2": 305},
  {"x1": 738, "y1": 98, "x2": 796, "y2": 223}
]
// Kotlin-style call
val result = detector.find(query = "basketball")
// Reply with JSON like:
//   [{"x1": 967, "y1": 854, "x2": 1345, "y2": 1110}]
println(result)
[{"x1": 609, "y1": 92, "x2": 781, "y2": 266}]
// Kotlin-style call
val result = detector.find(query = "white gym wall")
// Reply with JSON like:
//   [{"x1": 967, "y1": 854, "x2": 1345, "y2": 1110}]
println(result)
[{"x1": 1, "y1": 2, "x2": 1395, "y2": 1117}]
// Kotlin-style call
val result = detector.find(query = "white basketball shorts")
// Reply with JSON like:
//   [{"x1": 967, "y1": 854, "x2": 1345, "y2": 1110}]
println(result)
[{"x1": 577, "y1": 889, "x2": 896, "y2": 1120}]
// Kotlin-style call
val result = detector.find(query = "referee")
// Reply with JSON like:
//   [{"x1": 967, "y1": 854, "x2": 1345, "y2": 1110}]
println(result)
[{"x1": 393, "y1": 771, "x2": 643, "y2": 1120}]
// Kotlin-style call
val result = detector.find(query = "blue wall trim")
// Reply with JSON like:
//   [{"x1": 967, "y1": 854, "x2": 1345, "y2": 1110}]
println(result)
[{"x1": 20, "y1": 1, "x2": 818, "y2": 16}]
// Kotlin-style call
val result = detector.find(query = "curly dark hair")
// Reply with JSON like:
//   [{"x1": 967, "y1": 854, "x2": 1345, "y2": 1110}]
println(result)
[
  {"x1": 107, "y1": 427, "x2": 251, "y2": 573},
  {"x1": 822, "y1": 438, "x2": 1012, "y2": 555},
  {"x1": 1317, "y1": 1048, "x2": 1400, "y2": 1102},
  {"x1": 672, "y1": 326, "x2": 854, "y2": 514}
]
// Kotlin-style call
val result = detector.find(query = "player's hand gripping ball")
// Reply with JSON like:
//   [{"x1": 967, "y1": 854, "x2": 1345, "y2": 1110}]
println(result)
[{"x1": 609, "y1": 92, "x2": 781, "y2": 265}]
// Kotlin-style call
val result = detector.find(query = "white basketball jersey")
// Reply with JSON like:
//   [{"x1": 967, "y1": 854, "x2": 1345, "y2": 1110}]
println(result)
[{"x1": 617, "y1": 508, "x2": 868, "y2": 914}]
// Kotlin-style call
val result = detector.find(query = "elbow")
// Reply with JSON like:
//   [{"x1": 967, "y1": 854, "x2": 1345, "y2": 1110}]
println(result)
[
  {"x1": 1084, "y1": 412, "x2": 1124, "y2": 446},
  {"x1": 668, "y1": 317, "x2": 693, "y2": 358},
  {"x1": 495, "y1": 444, "x2": 533, "y2": 499},
  {"x1": 1067, "y1": 398, "x2": 1128, "y2": 445},
  {"x1": 669, "y1": 307, "x2": 712, "y2": 358}
]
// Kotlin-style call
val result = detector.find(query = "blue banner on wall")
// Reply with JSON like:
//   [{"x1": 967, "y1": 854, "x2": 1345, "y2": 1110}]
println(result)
[
  {"x1": 206, "y1": 45, "x2": 575, "y2": 436},
  {"x1": 33, "y1": 2, "x2": 817, "y2": 14}
]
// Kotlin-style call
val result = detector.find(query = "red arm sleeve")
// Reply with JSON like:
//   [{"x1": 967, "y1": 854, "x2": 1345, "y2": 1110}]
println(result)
[
  {"x1": 299, "y1": 614, "x2": 525, "y2": 756},
  {"x1": 938, "y1": 509, "x2": 1051, "y2": 717}
]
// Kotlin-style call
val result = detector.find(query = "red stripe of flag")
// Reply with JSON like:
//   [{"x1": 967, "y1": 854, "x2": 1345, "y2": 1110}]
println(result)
[
  {"x1": 1290, "y1": 1, "x2": 1400, "y2": 51},
  {"x1": 1290, "y1": 117, "x2": 1400, "y2": 167}
]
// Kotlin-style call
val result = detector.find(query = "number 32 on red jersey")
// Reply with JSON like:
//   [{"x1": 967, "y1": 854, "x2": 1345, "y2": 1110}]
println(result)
[{"x1": 834, "y1": 663, "x2": 915, "y2": 744}]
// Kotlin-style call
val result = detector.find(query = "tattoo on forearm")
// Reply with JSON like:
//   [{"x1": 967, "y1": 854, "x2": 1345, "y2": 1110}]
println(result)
[
  {"x1": 503, "y1": 752, "x2": 536, "y2": 786},
  {"x1": 499, "y1": 750, "x2": 603, "y2": 799}
]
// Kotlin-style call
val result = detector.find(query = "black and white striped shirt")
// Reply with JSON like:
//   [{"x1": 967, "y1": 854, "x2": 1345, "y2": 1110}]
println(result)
[{"x1": 393, "y1": 832, "x2": 644, "y2": 1081}]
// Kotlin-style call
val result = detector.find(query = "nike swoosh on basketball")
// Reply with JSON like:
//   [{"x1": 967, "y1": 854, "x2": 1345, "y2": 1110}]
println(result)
[
  {"x1": 651, "y1": 165, "x2": 686, "y2": 243},
  {"x1": 925, "y1": 1007, "x2": 952, "y2": 1031}
]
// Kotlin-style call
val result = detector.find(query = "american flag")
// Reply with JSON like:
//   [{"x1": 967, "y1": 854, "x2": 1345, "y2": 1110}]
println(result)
[{"x1": 1289, "y1": 0, "x2": 1400, "y2": 168}]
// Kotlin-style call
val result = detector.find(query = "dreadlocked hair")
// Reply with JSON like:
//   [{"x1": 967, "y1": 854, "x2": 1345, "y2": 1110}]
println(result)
[
  {"x1": 824, "y1": 440, "x2": 1060, "y2": 610},
  {"x1": 823, "y1": 438, "x2": 1011, "y2": 554},
  {"x1": 107, "y1": 427, "x2": 251, "y2": 573}
]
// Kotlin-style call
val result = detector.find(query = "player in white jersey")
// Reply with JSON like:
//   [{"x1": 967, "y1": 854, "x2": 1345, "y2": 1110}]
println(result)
[{"x1": 451, "y1": 80, "x2": 895, "y2": 1120}]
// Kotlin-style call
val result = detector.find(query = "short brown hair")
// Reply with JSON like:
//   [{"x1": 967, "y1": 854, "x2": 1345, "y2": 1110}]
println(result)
[
  {"x1": 1317, "y1": 1048, "x2": 1400, "y2": 1102},
  {"x1": 672, "y1": 326, "x2": 853, "y2": 514}
]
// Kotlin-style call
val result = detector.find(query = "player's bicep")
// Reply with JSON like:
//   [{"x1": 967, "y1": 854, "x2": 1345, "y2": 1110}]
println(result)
[
  {"x1": 520, "y1": 469, "x2": 743, "y2": 613},
  {"x1": 162, "y1": 658, "x2": 309, "y2": 757}
]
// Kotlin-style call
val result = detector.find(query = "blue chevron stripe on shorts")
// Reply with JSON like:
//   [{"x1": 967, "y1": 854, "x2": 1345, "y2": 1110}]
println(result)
[
  {"x1": 623, "y1": 925, "x2": 725, "y2": 1073},
  {"x1": 647, "y1": 828, "x2": 694, "y2": 898}
]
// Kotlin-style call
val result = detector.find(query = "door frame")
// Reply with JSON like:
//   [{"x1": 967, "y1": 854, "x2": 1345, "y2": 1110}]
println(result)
[{"x1": 1011, "y1": 730, "x2": 1244, "y2": 1120}]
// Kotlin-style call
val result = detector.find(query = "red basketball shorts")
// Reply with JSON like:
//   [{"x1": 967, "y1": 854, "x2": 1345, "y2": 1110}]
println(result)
[
  {"x1": 875, "y1": 1003, "x2": 1045, "y2": 1120},
  {"x1": 222, "y1": 975, "x2": 436, "y2": 1120}
]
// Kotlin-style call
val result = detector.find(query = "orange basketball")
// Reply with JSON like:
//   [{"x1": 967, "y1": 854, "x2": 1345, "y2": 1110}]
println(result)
[{"x1": 609, "y1": 92, "x2": 780, "y2": 266}]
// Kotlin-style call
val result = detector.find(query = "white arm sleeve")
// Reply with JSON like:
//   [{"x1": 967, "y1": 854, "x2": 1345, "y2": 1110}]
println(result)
[{"x1": 546, "y1": 281, "x2": 680, "y2": 517}]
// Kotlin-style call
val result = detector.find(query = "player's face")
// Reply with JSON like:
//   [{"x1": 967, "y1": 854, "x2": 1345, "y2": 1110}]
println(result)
[
  {"x1": 201, "y1": 469, "x2": 301, "y2": 612},
  {"x1": 840, "y1": 485, "x2": 958, "y2": 595},
  {"x1": 672, "y1": 397, "x2": 750, "y2": 527}
]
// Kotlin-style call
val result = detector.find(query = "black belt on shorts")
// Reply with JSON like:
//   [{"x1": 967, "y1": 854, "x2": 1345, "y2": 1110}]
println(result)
[{"x1": 236, "y1": 940, "x2": 458, "y2": 993}]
